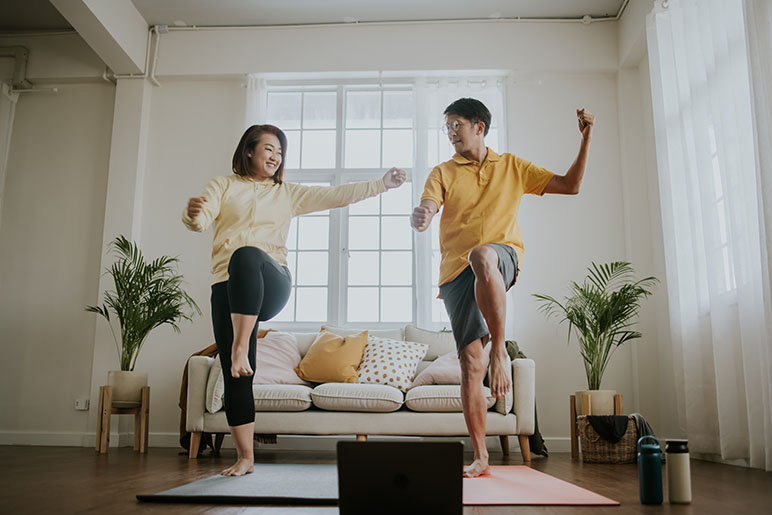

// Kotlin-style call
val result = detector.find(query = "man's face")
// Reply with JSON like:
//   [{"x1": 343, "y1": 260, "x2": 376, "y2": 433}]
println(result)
[{"x1": 444, "y1": 114, "x2": 484, "y2": 154}]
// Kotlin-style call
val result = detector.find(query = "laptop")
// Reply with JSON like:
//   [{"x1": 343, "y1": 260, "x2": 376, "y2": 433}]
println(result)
[{"x1": 337, "y1": 440, "x2": 463, "y2": 515}]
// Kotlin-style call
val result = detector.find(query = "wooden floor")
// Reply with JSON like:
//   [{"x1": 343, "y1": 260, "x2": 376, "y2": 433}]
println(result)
[{"x1": 2, "y1": 445, "x2": 771, "y2": 514}]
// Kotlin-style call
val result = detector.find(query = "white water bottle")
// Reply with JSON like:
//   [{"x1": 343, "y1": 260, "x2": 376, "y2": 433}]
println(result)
[{"x1": 666, "y1": 440, "x2": 692, "y2": 504}]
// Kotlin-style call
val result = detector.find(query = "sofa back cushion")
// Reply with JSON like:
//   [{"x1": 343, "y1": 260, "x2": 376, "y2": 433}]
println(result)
[
  {"x1": 294, "y1": 330, "x2": 368, "y2": 383},
  {"x1": 404, "y1": 325, "x2": 456, "y2": 360},
  {"x1": 322, "y1": 325, "x2": 404, "y2": 341}
]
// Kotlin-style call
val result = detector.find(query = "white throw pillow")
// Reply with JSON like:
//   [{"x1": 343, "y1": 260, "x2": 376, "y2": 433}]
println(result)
[
  {"x1": 205, "y1": 358, "x2": 225, "y2": 414},
  {"x1": 356, "y1": 336, "x2": 429, "y2": 392}
]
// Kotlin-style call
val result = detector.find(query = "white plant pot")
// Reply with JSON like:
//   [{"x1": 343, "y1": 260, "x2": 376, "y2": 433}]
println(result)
[
  {"x1": 107, "y1": 370, "x2": 148, "y2": 407},
  {"x1": 575, "y1": 389, "x2": 616, "y2": 415}
]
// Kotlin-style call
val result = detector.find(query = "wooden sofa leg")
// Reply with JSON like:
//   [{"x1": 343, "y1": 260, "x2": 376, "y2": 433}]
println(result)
[
  {"x1": 189, "y1": 431, "x2": 202, "y2": 459},
  {"x1": 518, "y1": 435, "x2": 531, "y2": 462},
  {"x1": 356, "y1": 434, "x2": 367, "y2": 442},
  {"x1": 499, "y1": 435, "x2": 510, "y2": 456}
]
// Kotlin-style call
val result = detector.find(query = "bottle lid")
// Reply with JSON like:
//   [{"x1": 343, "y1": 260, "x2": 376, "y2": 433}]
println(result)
[
  {"x1": 665, "y1": 439, "x2": 689, "y2": 453},
  {"x1": 637, "y1": 435, "x2": 661, "y2": 453}
]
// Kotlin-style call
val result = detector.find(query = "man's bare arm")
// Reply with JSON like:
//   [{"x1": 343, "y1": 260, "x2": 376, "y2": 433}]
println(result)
[{"x1": 411, "y1": 199, "x2": 439, "y2": 232}]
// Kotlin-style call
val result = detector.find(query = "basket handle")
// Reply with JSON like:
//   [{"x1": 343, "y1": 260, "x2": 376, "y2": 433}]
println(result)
[{"x1": 582, "y1": 419, "x2": 601, "y2": 443}]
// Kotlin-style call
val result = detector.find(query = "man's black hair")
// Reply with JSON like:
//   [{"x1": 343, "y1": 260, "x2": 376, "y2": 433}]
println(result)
[{"x1": 443, "y1": 98, "x2": 492, "y2": 137}]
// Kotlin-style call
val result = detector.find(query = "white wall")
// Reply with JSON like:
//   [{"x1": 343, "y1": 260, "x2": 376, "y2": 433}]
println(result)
[{"x1": 1, "y1": 16, "x2": 677, "y2": 450}]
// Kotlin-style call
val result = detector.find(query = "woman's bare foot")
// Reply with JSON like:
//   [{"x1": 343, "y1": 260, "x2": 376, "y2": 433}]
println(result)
[
  {"x1": 489, "y1": 348, "x2": 512, "y2": 398},
  {"x1": 463, "y1": 458, "x2": 491, "y2": 478},
  {"x1": 231, "y1": 347, "x2": 253, "y2": 378},
  {"x1": 221, "y1": 457, "x2": 254, "y2": 476}
]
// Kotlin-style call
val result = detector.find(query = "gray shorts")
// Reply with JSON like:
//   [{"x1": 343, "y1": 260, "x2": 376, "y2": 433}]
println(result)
[{"x1": 439, "y1": 243, "x2": 518, "y2": 353}]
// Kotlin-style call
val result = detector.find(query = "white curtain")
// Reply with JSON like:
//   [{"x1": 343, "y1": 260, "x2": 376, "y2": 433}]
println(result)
[
  {"x1": 244, "y1": 75, "x2": 267, "y2": 128},
  {"x1": 646, "y1": 0, "x2": 772, "y2": 470},
  {"x1": 0, "y1": 82, "x2": 18, "y2": 230}
]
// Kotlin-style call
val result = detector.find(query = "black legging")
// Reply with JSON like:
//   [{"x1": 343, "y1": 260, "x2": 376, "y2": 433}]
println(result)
[{"x1": 211, "y1": 246, "x2": 291, "y2": 426}]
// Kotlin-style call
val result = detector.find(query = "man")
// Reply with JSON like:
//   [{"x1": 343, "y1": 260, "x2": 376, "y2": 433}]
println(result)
[{"x1": 411, "y1": 98, "x2": 594, "y2": 477}]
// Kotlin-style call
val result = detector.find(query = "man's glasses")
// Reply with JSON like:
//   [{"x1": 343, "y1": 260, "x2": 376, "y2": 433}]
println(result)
[{"x1": 441, "y1": 120, "x2": 468, "y2": 135}]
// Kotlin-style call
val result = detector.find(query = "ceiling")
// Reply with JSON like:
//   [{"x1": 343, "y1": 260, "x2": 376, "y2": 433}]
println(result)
[{"x1": 1, "y1": 0, "x2": 627, "y2": 32}]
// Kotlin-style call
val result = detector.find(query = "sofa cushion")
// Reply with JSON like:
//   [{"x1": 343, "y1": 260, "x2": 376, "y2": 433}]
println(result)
[
  {"x1": 253, "y1": 332, "x2": 310, "y2": 386},
  {"x1": 311, "y1": 383, "x2": 403, "y2": 412},
  {"x1": 404, "y1": 325, "x2": 457, "y2": 360},
  {"x1": 322, "y1": 325, "x2": 404, "y2": 341},
  {"x1": 205, "y1": 358, "x2": 225, "y2": 413},
  {"x1": 405, "y1": 385, "x2": 496, "y2": 412},
  {"x1": 294, "y1": 330, "x2": 368, "y2": 383},
  {"x1": 357, "y1": 337, "x2": 429, "y2": 392},
  {"x1": 253, "y1": 385, "x2": 313, "y2": 411}
]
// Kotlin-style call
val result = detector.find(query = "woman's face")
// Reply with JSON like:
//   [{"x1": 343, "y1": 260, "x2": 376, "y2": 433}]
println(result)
[{"x1": 249, "y1": 133, "x2": 282, "y2": 179}]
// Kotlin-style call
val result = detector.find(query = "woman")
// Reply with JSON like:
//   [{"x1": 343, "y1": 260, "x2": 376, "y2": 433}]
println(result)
[{"x1": 182, "y1": 124, "x2": 406, "y2": 476}]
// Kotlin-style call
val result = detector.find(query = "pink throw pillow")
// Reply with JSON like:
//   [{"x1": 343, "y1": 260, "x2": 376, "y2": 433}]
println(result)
[
  {"x1": 410, "y1": 344, "x2": 492, "y2": 388},
  {"x1": 253, "y1": 332, "x2": 310, "y2": 385}
]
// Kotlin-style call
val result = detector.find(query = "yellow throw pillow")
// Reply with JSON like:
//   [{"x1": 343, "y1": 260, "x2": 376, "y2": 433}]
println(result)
[{"x1": 294, "y1": 330, "x2": 368, "y2": 383}]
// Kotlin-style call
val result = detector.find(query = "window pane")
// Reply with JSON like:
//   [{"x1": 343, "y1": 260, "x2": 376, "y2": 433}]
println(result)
[
  {"x1": 296, "y1": 251, "x2": 328, "y2": 285},
  {"x1": 296, "y1": 287, "x2": 327, "y2": 321},
  {"x1": 383, "y1": 91, "x2": 413, "y2": 128},
  {"x1": 303, "y1": 92, "x2": 336, "y2": 129},
  {"x1": 348, "y1": 287, "x2": 379, "y2": 322},
  {"x1": 381, "y1": 216, "x2": 412, "y2": 250},
  {"x1": 302, "y1": 130, "x2": 336, "y2": 169},
  {"x1": 286, "y1": 218, "x2": 298, "y2": 250},
  {"x1": 267, "y1": 92, "x2": 301, "y2": 129},
  {"x1": 272, "y1": 288, "x2": 295, "y2": 322},
  {"x1": 381, "y1": 182, "x2": 412, "y2": 215},
  {"x1": 349, "y1": 216, "x2": 380, "y2": 250},
  {"x1": 349, "y1": 194, "x2": 380, "y2": 215},
  {"x1": 381, "y1": 251, "x2": 412, "y2": 285},
  {"x1": 486, "y1": 128, "x2": 499, "y2": 152},
  {"x1": 382, "y1": 129, "x2": 413, "y2": 168},
  {"x1": 284, "y1": 130, "x2": 300, "y2": 170},
  {"x1": 348, "y1": 251, "x2": 379, "y2": 286},
  {"x1": 428, "y1": 128, "x2": 439, "y2": 165},
  {"x1": 346, "y1": 91, "x2": 380, "y2": 128},
  {"x1": 345, "y1": 130, "x2": 380, "y2": 168},
  {"x1": 297, "y1": 216, "x2": 329, "y2": 250},
  {"x1": 381, "y1": 288, "x2": 412, "y2": 322}
]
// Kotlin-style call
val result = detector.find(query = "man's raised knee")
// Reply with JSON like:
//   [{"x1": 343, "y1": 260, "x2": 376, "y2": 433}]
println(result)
[{"x1": 468, "y1": 245, "x2": 498, "y2": 274}]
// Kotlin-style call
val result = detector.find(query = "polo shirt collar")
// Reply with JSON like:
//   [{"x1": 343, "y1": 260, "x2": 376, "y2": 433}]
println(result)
[{"x1": 451, "y1": 147, "x2": 500, "y2": 165}]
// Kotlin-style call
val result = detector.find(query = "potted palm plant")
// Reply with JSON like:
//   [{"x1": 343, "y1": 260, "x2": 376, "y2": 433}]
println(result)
[
  {"x1": 86, "y1": 235, "x2": 200, "y2": 405},
  {"x1": 533, "y1": 261, "x2": 657, "y2": 415}
]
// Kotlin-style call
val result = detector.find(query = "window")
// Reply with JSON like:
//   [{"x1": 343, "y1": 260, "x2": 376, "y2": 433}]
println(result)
[{"x1": 262, "y1": 77, "x2": 507, "y2": 328}]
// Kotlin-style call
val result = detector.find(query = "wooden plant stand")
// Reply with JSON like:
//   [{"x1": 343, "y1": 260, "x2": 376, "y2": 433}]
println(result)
[
  {"x1": 95, "y1": 385, "x2": 150, "y2": 454},
  {"x1": 569, "y1": 392, "x2": 623, "y2": 459}
]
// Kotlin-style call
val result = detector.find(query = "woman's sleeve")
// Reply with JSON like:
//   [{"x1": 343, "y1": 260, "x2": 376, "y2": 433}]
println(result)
[
  {"x1": 287, "y1": 179, "x2": 388, "y2": 216},
  {"x1": 181, "y1": 177, "x2": 225, "y2": 232}
]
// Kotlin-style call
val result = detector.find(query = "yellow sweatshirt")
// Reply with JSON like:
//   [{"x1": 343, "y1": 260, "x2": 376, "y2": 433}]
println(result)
[{"x1": 182, "y1": 174, "x2": 387, "y2": 283}]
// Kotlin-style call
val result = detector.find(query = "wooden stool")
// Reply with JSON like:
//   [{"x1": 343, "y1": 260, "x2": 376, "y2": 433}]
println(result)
[
  {"x1": 95, "y1": 385, "x2": 150, "y2": 454},
  {"x1": 569, "y1": 392, "x2": 623, "y2": 459}
]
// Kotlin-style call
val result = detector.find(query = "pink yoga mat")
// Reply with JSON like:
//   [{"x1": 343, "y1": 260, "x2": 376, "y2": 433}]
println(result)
[{"x1": 463, "y1": 466, "x2": 619, "y2": 505}]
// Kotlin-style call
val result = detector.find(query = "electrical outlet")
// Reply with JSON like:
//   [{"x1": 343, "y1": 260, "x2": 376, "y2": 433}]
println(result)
[{"x1": 75, "y1": 398, "x2": 89, "y2": 411}]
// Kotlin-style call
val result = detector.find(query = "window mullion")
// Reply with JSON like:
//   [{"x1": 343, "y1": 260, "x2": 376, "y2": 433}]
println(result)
[{"x1": 331, "y1": 85, "x2": 346, "y2": 326}]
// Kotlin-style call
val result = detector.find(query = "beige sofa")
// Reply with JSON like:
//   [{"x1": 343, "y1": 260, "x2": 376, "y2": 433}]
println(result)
[{"x1": 186, "y1": 325, "x2": 535, "y2": 461}]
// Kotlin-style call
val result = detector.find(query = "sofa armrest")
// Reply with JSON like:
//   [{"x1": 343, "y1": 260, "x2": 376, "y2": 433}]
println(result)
[
  {"x1": 512, "y1": 358, "x2": 535, "y2": 435},
  {"x1": 187, "y1": 356, "x2": 214, "y2": 432}
]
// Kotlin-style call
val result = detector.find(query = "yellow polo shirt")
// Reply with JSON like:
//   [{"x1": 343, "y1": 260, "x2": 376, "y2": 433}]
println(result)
[
  {"x1": 420, "y1": 148, "x2": 555, "y2": 286},
  {"x1": 183, "y1": 174, "x2": 387, "y2": 283}
]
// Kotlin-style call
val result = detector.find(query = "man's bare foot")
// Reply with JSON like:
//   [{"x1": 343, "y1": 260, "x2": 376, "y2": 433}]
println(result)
[
  {"x1": 221, "y1": 457, "x2": 254, "y2": 476},
  {"x1": 464, "y1": 458, "x2": 491, "y2": 478},
  {"x1": 231, "y1": 347, "x2": 253, "y2": 378},
  {"x1": 489, "y1": 348, "x2": 512, "y2": 398}
]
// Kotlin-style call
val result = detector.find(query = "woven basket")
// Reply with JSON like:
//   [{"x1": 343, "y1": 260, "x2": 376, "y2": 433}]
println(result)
[{"x1": 577, "y1": 415, "x2": 637, "y2": 464}]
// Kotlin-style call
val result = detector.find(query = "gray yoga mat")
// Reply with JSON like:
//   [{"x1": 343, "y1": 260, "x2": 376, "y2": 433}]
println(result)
[{"x1": 137, "y1": 463, "x2": 339, "y2": 505}]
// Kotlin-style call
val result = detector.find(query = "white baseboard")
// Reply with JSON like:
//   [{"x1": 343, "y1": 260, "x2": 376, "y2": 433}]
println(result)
[{"x1": 0, "y1": 430, "x2": 571, "y2": 455}]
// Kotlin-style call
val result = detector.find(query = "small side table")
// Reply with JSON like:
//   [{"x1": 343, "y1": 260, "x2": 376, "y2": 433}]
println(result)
[
  {"x1": 569, "y1": 393, "x2": 623, "y2": 459},
  {"x1": 95, "y1": 385, "x2": 150, "y2": 454}
]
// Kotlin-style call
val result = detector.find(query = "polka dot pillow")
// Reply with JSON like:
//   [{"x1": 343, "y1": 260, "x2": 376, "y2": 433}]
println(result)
[{"x1": 356, "y1": 336, "x2": 429, "y2": 392}]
